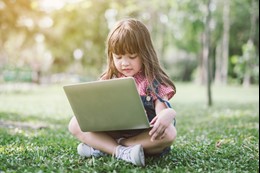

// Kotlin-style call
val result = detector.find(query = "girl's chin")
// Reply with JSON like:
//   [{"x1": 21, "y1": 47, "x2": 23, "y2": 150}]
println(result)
[
  {"x1": 121, "y1": 72, "x2": 135, "y2": 77},
  {"x1": 123, "y1": 74, "x2": 134, "y2": 77}
]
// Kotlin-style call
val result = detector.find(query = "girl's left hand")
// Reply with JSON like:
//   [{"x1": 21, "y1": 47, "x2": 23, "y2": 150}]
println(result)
[{"x1": 149, "y1": 108, "x2": 175, "y2": 141}]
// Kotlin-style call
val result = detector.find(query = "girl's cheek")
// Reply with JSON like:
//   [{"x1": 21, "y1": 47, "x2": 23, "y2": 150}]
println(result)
[
  {"x1": 116, "y1": 60, "x2": 122, "y2": 66},
  {"x1": 114, "y1": 61, "x2": 121, "y2": 68}
]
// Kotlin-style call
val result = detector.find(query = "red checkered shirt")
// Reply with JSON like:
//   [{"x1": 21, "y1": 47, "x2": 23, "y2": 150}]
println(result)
[{"x1": 118, "y1": 72, "x2": 175, "y2": 101}]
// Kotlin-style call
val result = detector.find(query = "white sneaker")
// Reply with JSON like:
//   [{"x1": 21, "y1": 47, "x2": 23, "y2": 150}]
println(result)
[
  {"x1": 116, "y1": 144, "x2": 145, "y2": 166},
  {"x1": 77, "y1": 143, "x2": 105, "y2": 157}
]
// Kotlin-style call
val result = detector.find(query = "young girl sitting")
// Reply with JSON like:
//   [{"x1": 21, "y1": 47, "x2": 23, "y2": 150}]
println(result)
[{"x1": 68, "y1": 18, "x2": 177, "y2": 167}]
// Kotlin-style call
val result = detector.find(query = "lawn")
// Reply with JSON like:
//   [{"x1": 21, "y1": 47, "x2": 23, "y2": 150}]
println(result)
[{"x1": 0, "y1": 82, "x2": 259, "y2": 173}]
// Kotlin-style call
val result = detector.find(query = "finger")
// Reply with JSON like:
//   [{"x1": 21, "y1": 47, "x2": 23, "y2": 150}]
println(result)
[
  {"x1": 150, "y1": 116, "x2": 158, "y2": 125},
  {"x1": 155, "y1": 127, "x2": 168, "y2": 140},
  {"x1": 160, "y1": 126, "x2": 169, "y2": 139},
  {"x1": 149, "y1": 125, "x2": 157, "y2": 136},
  {"x1": 151, "y1": 126, "x2": 164, "y2": 141},
  {"x1": 160, "y1": 132, "x2": 166, "y2": 139},
  {"x1": 149, "y1": 121, "x2": 160, "y2": 135},
  {"x1": 151, "y1": 131, "x2": 159, "y2": 141},
  {"x1": 150, "y1": 126, "x2": 160, "y2": 141},
  {"x1": 152, "y1": 131, "x2": 164, "y2": 141},
  {"x1": 149, "y1": 122, "x2": 163, "y2": 136}
]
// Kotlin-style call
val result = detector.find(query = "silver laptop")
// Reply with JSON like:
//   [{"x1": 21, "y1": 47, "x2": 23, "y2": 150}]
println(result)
[{"x1": 63, "y1": 77, "x2": 151, "y2": 132}]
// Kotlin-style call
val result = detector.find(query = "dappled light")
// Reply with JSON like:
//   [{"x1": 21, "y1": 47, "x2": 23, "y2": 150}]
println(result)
[{"x1": 0, "y1": 0, "x2": 258, "y2": 85}]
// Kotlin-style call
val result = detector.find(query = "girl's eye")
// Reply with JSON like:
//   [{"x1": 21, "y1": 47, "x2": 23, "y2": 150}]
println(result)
[
  {"x1": 115, "y1": 56, "x2": 121, "y2": 59},
  {"x1": 130, "y1": 55, "x2": 137, "y2": 59}
]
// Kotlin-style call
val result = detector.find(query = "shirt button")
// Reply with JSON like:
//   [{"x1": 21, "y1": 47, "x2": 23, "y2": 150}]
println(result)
[{"x1": 146, "y1": 96, "x2": 151, "y2": 101}]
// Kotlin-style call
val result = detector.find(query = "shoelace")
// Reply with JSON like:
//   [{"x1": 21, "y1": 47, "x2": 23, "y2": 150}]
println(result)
[{"x1": 117, "y1": 146, "x2": 132, "y2": 162}]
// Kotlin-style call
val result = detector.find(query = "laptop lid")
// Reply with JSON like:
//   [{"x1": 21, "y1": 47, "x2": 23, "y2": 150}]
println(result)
[{"x1": 63, "y1": 77, "x2": 151, "y2": 132}]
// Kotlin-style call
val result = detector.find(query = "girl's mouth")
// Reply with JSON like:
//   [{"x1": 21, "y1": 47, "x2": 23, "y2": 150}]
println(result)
[{"x1": 122, "y1": 69, "x2": 132, "y2": 73}]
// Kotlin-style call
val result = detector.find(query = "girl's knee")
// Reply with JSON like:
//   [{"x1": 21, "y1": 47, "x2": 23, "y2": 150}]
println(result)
[
  {"x1": 164, "y1": 125, "x2": 177, "y2": 145},
  {"x1": 68, "y1": 116, "x2": 81, "y2": 136}
]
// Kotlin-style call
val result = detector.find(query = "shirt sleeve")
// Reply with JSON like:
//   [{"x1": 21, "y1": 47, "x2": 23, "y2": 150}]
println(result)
[{"x1": 157, "y1": 84, "x2": 175, "y2": 100}]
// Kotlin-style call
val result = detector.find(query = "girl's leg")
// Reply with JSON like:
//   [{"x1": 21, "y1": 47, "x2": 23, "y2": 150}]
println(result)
[
  {"x1": 120, "y1": 124, "x2": 177, "y2": 155},
  {"x1": 68, "y1": 116, "x2": 145, "y2": 166},
  {"x1": 68, "y1": 116, "x2": 117, "y2": 155}
]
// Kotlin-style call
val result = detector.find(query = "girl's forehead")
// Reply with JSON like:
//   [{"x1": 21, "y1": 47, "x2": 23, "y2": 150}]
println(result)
[{"x1": 112, "y1": 53, "x2": 138, "y2": 56}]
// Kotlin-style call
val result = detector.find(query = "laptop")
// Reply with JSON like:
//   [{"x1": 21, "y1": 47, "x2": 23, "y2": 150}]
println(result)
[{"x1": 63, "y1": 77, "x2": 151, "y2": 132}]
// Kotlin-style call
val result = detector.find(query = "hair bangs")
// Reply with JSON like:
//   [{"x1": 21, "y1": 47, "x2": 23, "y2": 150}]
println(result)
[{"x1": 109, "y1": 28, "x2": 140, "y2": 55}]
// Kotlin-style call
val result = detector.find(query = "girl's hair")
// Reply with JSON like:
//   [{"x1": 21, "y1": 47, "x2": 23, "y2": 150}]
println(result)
[{"x1": 101, "y1": 18, "x2": 176, "y2": 93}]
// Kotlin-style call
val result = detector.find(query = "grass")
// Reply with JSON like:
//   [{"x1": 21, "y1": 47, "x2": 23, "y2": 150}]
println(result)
[{"x1": 0, "y1": 82, "x2": 259, "y2": 173}]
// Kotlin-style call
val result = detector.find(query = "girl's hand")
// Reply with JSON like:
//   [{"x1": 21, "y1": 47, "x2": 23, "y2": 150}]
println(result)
[{"x1": 149, "y1": 108, "x2": 175, "y2": 141}]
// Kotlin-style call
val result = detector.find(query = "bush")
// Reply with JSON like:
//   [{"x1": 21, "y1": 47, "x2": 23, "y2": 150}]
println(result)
[{"x1": 2, "y1": 66, "x2": 33, "y2": 82}]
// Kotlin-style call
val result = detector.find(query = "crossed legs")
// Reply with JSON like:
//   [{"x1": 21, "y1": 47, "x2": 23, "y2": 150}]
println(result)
[{"x1": 68, "y1": 116, "x2": 177, "y2": 156}]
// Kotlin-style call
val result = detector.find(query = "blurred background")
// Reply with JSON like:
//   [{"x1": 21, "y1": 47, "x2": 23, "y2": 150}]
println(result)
[{"x1": 0, "y1": 0, "x2": 259, "y2": 86}]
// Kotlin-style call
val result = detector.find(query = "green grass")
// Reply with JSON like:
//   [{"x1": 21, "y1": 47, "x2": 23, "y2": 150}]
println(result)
[{"x1": 0, "y1": 83, "x2": 259, "y2": 173}]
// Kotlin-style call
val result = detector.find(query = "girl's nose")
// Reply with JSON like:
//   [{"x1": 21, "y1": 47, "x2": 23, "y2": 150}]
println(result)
[{"x1": 121, "y1": 58, "x2": 129, "y2": 66}]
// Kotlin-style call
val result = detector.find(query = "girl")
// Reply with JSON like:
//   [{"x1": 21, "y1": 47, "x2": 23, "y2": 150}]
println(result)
[{"x1": 68, "y1": 18, "x2": 177, "y2": 167}]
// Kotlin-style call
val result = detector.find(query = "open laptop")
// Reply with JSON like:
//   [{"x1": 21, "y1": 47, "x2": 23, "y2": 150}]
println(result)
[{"x1": 63, "y1": 77, "x2": 151, "y2": 132}]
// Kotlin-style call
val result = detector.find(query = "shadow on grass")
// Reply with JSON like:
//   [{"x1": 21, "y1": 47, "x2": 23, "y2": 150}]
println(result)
[{"x1": 0, "y1": 111, "x2": 70, "y2": 127}]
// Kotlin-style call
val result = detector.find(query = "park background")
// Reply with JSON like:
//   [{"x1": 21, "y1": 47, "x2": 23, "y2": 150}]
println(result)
[{"x1": 0, "y1": 0, "x2": 259, "y2": 172}]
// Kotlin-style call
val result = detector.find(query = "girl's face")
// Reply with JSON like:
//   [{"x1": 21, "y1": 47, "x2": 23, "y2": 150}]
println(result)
[{"x1": 112, "y1": 53, "x2": 142, "y2": 77}]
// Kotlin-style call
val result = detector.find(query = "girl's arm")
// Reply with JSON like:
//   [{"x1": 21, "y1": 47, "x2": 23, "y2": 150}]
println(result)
[{"x1": 149, "y1": 96, "x2": 176, "y2": 141}]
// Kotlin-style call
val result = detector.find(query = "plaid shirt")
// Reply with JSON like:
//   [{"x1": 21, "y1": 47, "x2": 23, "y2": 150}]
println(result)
[{"x1": 118, "y1": 72, "x2": 175, "y2": 101}]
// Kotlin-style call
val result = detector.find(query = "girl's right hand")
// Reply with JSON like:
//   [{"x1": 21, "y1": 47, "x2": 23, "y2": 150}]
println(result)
[{"x1": 149, "y1": 108, "x2": 176, "y2": 141}]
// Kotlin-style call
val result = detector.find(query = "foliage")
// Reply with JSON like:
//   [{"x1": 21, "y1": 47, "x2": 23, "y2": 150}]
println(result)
[
  {"x1": 166, "y1": 55, "x2": 198, "y2": 81},
  {"x1": 2, "y1": 66, "x2": 33, "y2": 82},
  {"x1": 45, "y1": 0, "x2": 110, "y2": 76},
  {"x1": 231, "y1": 40, "x2": 259, "y2": 84},
  {"x1": 0, "y1": 0, "x2": 259, "y2": 84},
  {"x1": 229, "y1": 0, "x2": 258, "y2": 56},
  {"x1": 0, "y1": 83, "x2": 259, "y2": 172}
]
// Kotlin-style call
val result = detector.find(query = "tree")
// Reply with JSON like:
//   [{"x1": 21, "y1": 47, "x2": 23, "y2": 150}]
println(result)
[
  {"x1": 242, "y1": 0, "x2": 259, "y2": 86},
  {"x1": 1, "y1": 0, "x2": 258, "y2": 85},
  {"x1": 42, "y1": 0, "x2": 111, "y2": 77},
  {"x1": 214, "y1": 0, "x2": 230, "y2": 85},
  {"x1": 202, "y1": 0, "x2": 213, "y2": 106},
  {"x1": 0, "y1": 0, "x2": 47, "y2": 83}
]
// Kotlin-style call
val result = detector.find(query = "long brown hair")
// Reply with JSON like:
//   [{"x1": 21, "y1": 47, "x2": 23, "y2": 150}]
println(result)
[{"x1": 101, "y1": 18, "x2": 176, "y2": 93}]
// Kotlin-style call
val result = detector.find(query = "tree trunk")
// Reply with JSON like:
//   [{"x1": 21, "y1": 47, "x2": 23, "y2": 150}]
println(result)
[
  {"x1": 214, "y1": 0, "x2": 230, "y2": 85},
  {"x1": 221, "y1": 0, "x2": 230, "y2": 85},
  {"x1": 243, "y1": 0, "x2": 258, "y2": 86},
  {"x1": 214, "y1": 40, "x2": 222, "y2": 84},
  {"x1": 202, "y1": 0, "x2": 213, "y2": 106}
]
